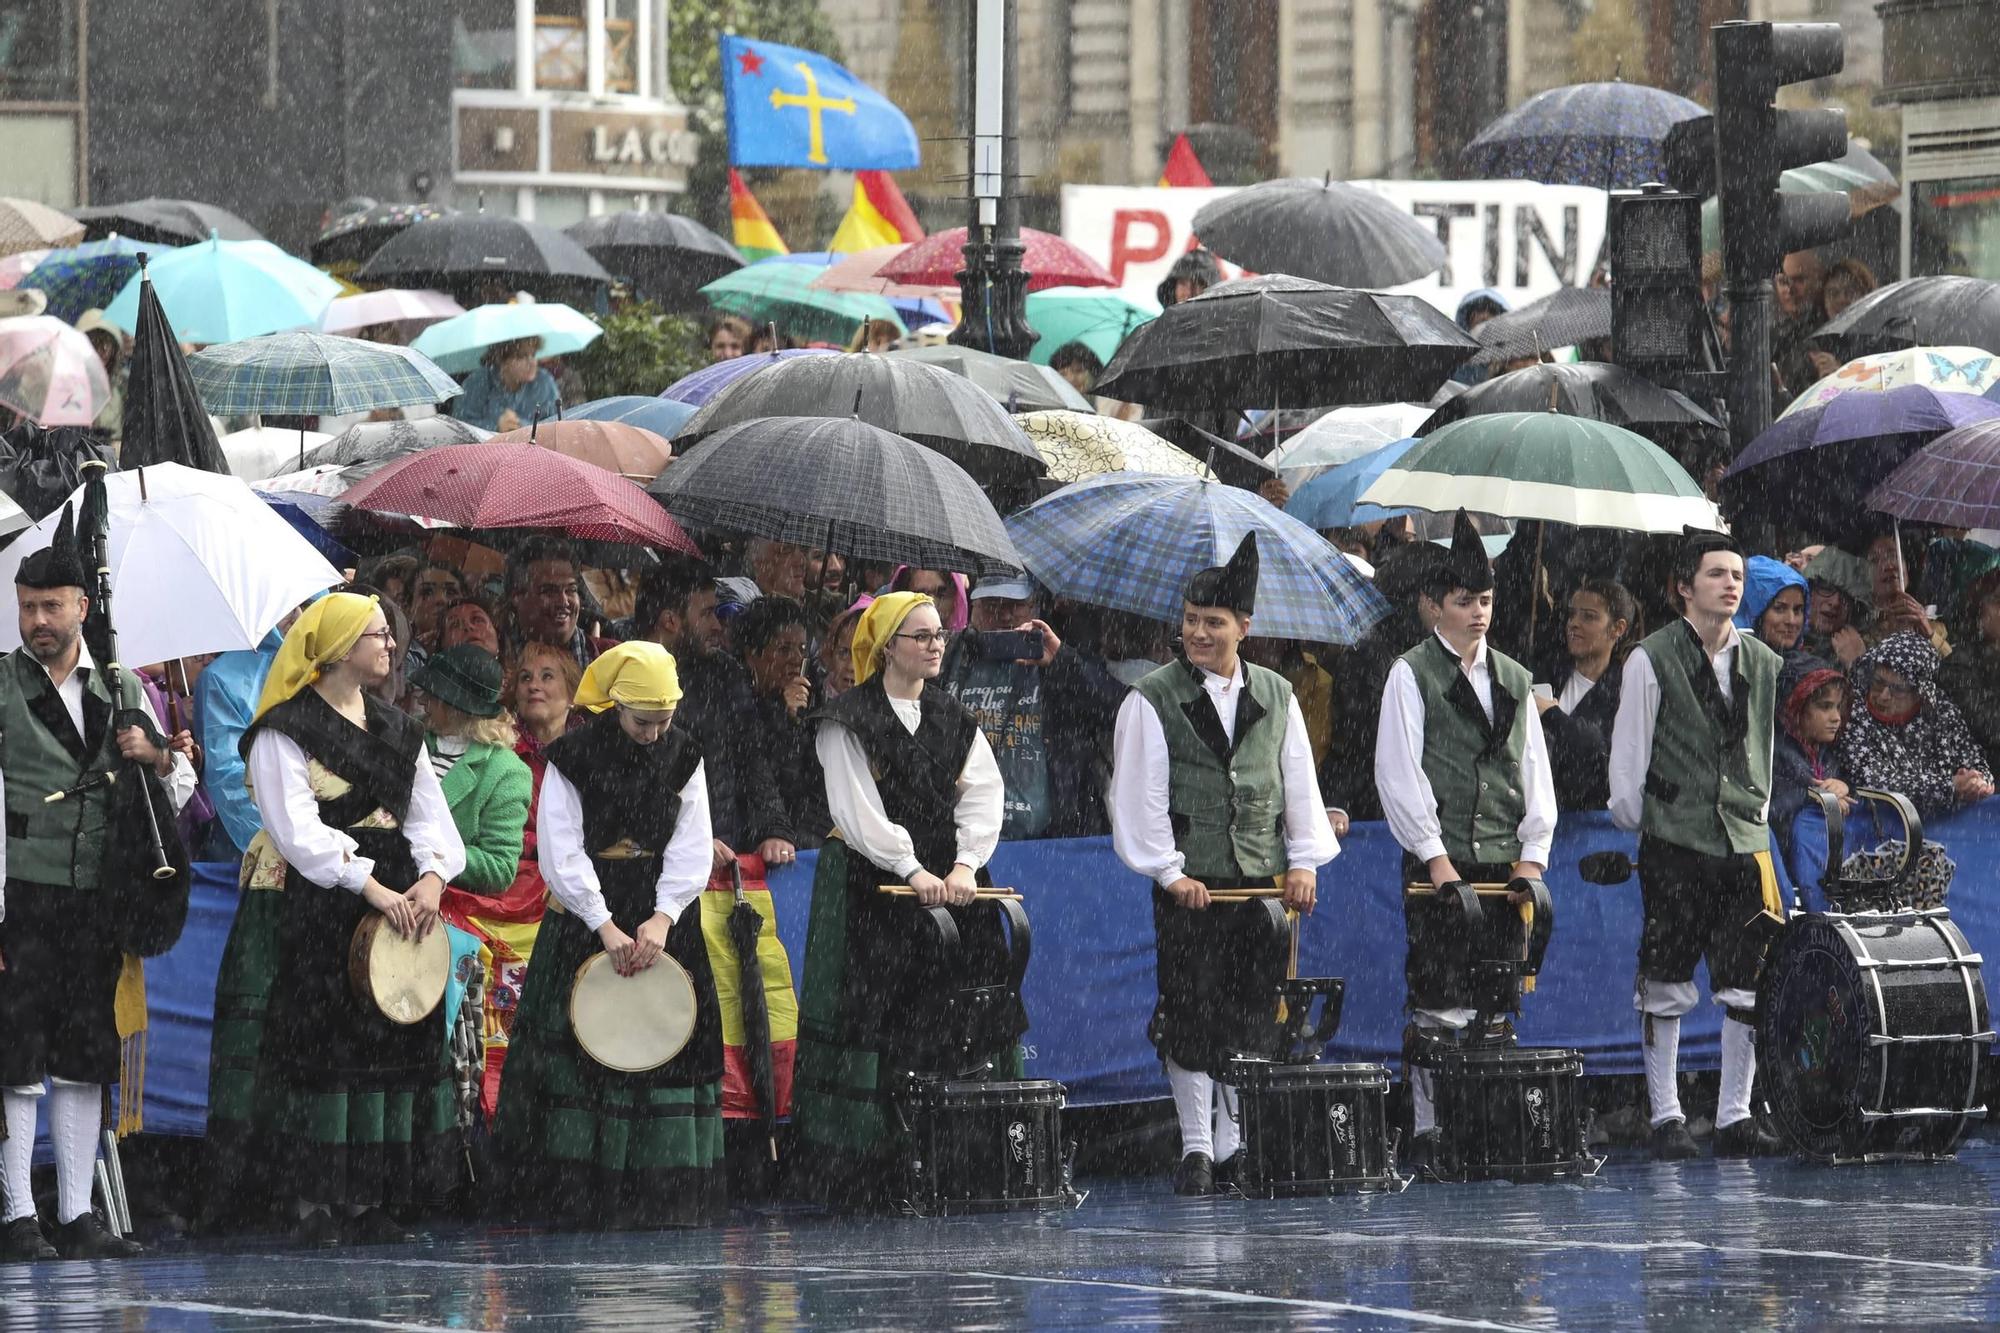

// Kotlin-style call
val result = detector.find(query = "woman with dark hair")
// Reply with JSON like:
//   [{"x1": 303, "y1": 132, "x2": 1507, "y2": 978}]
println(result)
[
  {"x1": 1839, "y1": 632, "x2": 1995, "y2": 818},
  {"x1": 1537, "y1": 578, "x2": 1637, "y2": 810}
]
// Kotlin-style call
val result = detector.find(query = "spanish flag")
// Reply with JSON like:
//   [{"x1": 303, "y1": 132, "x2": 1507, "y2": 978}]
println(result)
[
  {"x1": 1158, "y1": 133, "x2": 1213, "y2": 188},
  {"x1": 828, "y1": 170, "x2": 925, "y2": 253},
  {"x1": 729, "y1": 168, "x2": 788, "y2": 261}
]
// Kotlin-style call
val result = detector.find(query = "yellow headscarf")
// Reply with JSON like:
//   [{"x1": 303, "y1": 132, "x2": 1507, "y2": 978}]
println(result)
[
  {"x1": 575, "y1": 640, "x2": 682, "y2": 713},
  {"x1": 252, "y1": 592, "x2": 378, "y2": 722},
  {"x1": 851, "y1": 591, "x2": 934, "y2": 686}
]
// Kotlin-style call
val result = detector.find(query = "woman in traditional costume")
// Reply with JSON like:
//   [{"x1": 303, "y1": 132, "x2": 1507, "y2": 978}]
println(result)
[
  {"x1": 493, "y1": 642, "x2": 727, "y2": 1228},
  {"x1": 791, "y1": 592, "x2": 1015, "y2": 1208}
]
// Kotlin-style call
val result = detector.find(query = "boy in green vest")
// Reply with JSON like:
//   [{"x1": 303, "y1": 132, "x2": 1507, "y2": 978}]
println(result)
[
  {"x1": 1375, "y1": 511, "x2": 1556, "y2": 1169},
  {"x1": 0, "y1": 510, "x2": 192, "y2": 1261},
  {"x1": 1610, "y1": 529, "x2": 1786, "y2": 1159},
  {"x1": 1110, "y1": 534, "x2": 1340, "y2": 1196}
]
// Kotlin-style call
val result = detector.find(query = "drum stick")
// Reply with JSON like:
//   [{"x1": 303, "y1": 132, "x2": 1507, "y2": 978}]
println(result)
[
  {"x1": 878, "y1": 885, "x2": 1022, "y2": 900},
  {"x1": 1403, "y1": 882, "x2": 1516, "y2": 896},
  {"x1": 1207, "y1": 887, "x2": 1282, "y2": 901}
]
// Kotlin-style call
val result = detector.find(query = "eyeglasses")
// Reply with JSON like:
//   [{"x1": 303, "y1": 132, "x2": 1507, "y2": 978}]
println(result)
[
  {"x1": 356, "y1": 628, "x2": 396, "y2": 647},
  {"x1": 894, "y1": 630, "x2": 950, "y2": 648},
  {"x1": 1870, "y1": 678, "x2": 1917, "y2": 700}
]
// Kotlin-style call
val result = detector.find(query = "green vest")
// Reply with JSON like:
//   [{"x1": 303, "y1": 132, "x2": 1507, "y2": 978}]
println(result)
[
  {"x1": 1638, "y1": 621, "x2": 1779, "y2": 855},
  {"x1": 1132, "y1": 659, "x2": 1294, "y2": 882},
  {"x1": 1399, "y1": 635, "x2": 1534, "y2": 866},
  {"x1": 0, "y1": 648, "x2": 134, "y2": 889}
]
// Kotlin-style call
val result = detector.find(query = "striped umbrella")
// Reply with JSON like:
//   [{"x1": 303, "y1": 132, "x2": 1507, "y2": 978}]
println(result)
[
  {"x1": 1360, "y1": 411, "x2": 1719, "y2": 532},
  {"x1": 187, "y1": 331, "x2": 459, "y2": 415},
  {"x1": 1006, "y1": 473, "x2": 1388, "y2": 644}
]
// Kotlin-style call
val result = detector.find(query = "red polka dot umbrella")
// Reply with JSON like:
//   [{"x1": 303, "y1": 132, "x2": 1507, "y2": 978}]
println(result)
[
  {"x1": 340, "y1": 442, "x2": 699, "y2": 554},
  {"x1": 875, "y1": 227, "x2": 1116, "y2": 293}
]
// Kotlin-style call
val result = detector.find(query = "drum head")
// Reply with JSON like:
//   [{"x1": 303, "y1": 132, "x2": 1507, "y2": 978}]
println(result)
[
  {"x1": 1759, "y1": 916, "x2": 1870, "y2": 1155},
  {"x1": 350, "y1": 915, "x2": 450, "y2": 1026},
  {"x1": 569, "y1": 952, "x2": 697, "y2": 1073}
]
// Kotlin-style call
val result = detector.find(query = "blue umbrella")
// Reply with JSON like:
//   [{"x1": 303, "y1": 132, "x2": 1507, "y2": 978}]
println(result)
[
  {"x1": 255, "y1": 490, "x2": 356, "y2": 568},
  {"x1": 1460, "y1": 81, "x2": 1705, "y2": 191},
  {"x1": 1284, "y1": 436, "x2": 1422, "y2": 529},
  {"x1": 104, "y1": 237, "x2": 342, "y2": 344},
  {"x1": 19, "y1": 236, "x2": 184, "y2": 323},
  {"x1": 1006, "y1": 473, "x2": 1388, "y2": 645},
  {"x1": 659, "y1": 347, "x2": 838, "y2": 406},
  {"x1": 564, "y1": 394, "x2": 696, "y2": 437}
]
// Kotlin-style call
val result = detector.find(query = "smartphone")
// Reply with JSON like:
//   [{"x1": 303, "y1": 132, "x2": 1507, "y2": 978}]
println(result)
[
  {"x1": 1532, "y1": 682, "x2": 1554, "y2": 702},
  {"x1": 979, "y1": 628, "x2": 1044, "y2": 661}
]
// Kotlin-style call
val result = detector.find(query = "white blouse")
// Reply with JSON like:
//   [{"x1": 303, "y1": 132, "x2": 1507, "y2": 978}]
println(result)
[
  {"x1": 245, "y1": 729, "x2": 467, "y2": 892},
  {"x1": 816, "y1": 694, "x2": 1004, "y2": 878},
  {"x1": 536, "y1": 757, "x2": 713, "y2": 931}
]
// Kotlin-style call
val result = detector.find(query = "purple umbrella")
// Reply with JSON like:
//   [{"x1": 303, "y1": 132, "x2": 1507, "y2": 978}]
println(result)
[
  {"x1": 1869, "y1": 419, "x2": 2000, "y2": 528},
  {"x1": 657, "y1": 347, "x2": 838, "y2": 407},
  {"x1": 1720, "y1": 384, "x2": 2000, "y2": 536}
]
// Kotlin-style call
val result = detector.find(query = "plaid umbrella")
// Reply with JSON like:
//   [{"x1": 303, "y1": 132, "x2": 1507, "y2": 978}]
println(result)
[
  {"x1": 650, "y1": 415, "x2": 1021, "y2": 576},
  {"x1": 658, "y1": 348, "x2": 836, "y2": 406},
  {"x1": 342, "y1": 443, "x2": 699, "y2": 553},
  {"x1": 188, "y1": 331, "x2": 459, "y2": 415},
  {"x1": 1471, "y1": 287, "x2": 1612, "y2": 366},
  {"x1": 0, "y1": 198, "x2": 82, "y2": 257},
  {"x1": 1191, "y1": 178, "x2": 1446, "y2": 289},
  {"x1": 1006, "y1": 473, "x2": 1387, "y2": 644},
  {"x1": 1459, "y1": 81, "x2": 1706, "y2": 190},
  {"x1": 18, "y1": 236, "x2": 184, "y2": 323}
]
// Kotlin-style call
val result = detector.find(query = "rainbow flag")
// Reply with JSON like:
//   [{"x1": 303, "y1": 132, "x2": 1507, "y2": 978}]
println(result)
[
  {"x1": 729, "y1": 168, "x2": 789, "y2": 261},
  {"x1": 828, "y1": 170, "x2": 925, "y2": 253},
  {"x1": 1157, "y1": 133, "x2": 1213, "y2": 188}
]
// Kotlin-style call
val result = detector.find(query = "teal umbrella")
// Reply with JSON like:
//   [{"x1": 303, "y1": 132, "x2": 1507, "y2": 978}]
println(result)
[
  {"x1": 1026, "y1": 286, "x2": 1157, "y2": 365},
  {"x1": 699, "y1": 259, "x2": 904, "y2": 345},
  {"x1": 103, "y1": 236, "x2": 341, "y2": 344},
  {"x1": 411, "y1": 301, "x2": 603, "y2": 374}
]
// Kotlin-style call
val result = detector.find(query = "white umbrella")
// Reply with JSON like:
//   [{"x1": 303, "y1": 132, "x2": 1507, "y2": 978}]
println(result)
[
  {"x1": 0, "y1": 463, "x2": 343, "y2": 663},
  {"x1": 0, "y1": 490, "x2": 29, "y2": 539},
  {"x1": 1267, "y1": 402, "x2": 1435, "y2": 487},
  {"x1": 322, "y1": 288, "x2": 465, "y2": 336},
  {"x1": 220, "y1": 425, "x2": 331, "y2": 481}
]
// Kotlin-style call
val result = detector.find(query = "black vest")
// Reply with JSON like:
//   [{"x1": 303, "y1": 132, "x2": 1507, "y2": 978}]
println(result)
[
  {"x1": 544, "y1": 709, "x2": 703, "y2": 856},
  {"x1": 816, "y1": 676, "x2": 979, "y2": 874},
  {"x1": 245, "y1": 688, "x2": 424, "y2": 827}
]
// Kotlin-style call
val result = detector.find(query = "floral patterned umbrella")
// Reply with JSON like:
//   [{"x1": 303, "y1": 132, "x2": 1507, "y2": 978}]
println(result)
[{"x1": 1012, "y1": 411, "x2": 1213, "y2": 484}]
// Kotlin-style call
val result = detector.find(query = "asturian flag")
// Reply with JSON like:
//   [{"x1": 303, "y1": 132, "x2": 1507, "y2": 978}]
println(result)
[{"x1": 721, "y1": 35, "x2": 920, "y2": 171}]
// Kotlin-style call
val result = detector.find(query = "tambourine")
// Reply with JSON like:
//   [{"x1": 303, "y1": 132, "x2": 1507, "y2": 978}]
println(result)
[
  {"x1": 569, "y1": 950, "x2": 698, "y2": 1073},
  {"x1": 349, "y1": 914, "x2": 449, "y2": 1026}
]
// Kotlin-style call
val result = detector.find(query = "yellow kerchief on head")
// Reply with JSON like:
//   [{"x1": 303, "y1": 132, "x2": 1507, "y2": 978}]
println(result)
[
  {"x1": 851, "y1": 591, "x2": 934, "y2": 685},
  {"x1": 575, "y1": 640, "x2": 682, "y2": 713},
  {"x1": 253, "y1": 592, "x2": 377, "y2": 722}
]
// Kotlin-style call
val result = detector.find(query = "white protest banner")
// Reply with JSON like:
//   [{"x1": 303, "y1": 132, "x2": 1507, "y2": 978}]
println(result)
[{"x1": 1061, "y1": 181, "x2": 1610, "y2": 318}]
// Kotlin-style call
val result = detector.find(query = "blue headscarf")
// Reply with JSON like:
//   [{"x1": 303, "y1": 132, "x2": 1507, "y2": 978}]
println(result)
[{"x1": 1734, "y1": 555, "x2": 1811, "y2": 649}]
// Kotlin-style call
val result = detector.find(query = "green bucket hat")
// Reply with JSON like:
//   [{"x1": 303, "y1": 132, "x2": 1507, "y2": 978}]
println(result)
[{"x1": 411, "y1": 643, "x2": 505, "y2": 718}]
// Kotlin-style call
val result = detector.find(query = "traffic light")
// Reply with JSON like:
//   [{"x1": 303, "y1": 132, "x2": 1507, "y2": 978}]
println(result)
[
  {"x1": 1610, "y1": 185, "x2": 1707, "y2": 370},
  {"x1": 1712, "y1": 21, "x2": 1851, "y2": 282}
]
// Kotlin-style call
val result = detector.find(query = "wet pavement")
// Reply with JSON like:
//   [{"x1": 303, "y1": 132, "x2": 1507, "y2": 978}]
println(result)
[{"x1": 8, "y1": 1140, "x2": 2000, "y2": 1330}]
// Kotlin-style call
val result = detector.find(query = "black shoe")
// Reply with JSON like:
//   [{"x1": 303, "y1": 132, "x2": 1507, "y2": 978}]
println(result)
[
  {"x1": 51, "y1": 1213, "x2": 142, "y2": 1260},
  {"x1": 345, "y1": 1207, "x2": 417, "y2": 1246},
  {"x1": 1, "y1": 1215, "x2": 56, "y2": 1262},
  {"x1": 291, "y1": 1208, "x2": 343, "y2": 1249},
  {"x1": 1172, "y1": 1152, "x2": 1214, "y2": 1196},
  {"x1": 1211, "y1": 1152, "x2": 1244, "y2": 1191},
  {"x1": 1405, "y1": 1129, "x2": 1443, "y2": 1175},
  {"x1": 1651, "y1": 1118, "x2": 1699, "y2": 1161},
  {"x1": 1714, "y1": 1117, "x2": 1787, "y2": 1158}
]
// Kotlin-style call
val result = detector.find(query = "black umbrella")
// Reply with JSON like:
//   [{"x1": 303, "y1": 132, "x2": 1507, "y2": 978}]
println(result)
[
  {"x1": 121, "y1": 259, "x2": 229, "y2": 472},
  {"x1": 650, "y1": 415, "x2": 1023, "y2": 575},
  {"x1": 1095, "y1": 275, "x2": 1477, "y2": 412},
  {"x1": 563, "y1": 212, "x2": 743, "y2": 308},
  {"x1": 0, "y1": 422, "x2": 115, "y2": 520},
  {"x1": 1811, "y1": 276, "x2": 2000, "y2": 362},
  {"x1": 1191, "y1": 178, "x2": 1447, "y2": 288},
  {"x1": 1419, "y1": 361, "x2": 1723, "y2": 444},
  {"x1": 1471, "y1": 287, "x2": 1613, "y2": 366},
  {"x1": 673, "y1": 352, "x2": 1046, "y2": 485},
  {"x1": 726, "y1": 860, "x2": 779, "y2": 1168},
  {"x1": 72, "y1": 198, "x2": 261, "y2": 247},
  {"x1": 300, "y1": 415, "x2": 491, "y2": 470},
  {"x1": 309, "y1": 201, "x2": 457, "y2": 270},
  {"x1": 355, "y1": 214, "x2": 612, "y2": 306},
  {"x1": 1137, "y1": 417, "x2": 1278, "y2": 489}
]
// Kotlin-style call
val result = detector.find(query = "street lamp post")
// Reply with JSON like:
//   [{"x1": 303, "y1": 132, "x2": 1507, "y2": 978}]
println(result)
[{"x1": 949, "y1": 0, "x2": 1036, "y2": 357}]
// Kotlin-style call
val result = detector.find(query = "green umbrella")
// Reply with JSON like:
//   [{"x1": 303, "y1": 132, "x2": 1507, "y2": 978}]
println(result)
[
  {"x1": 1025, "y1": 286, "x2": 1158, "y2": 366},
  {"x1": 1701, "y1": 161, "x2": 1900, "y2": 254},
  {"x1": 699, "y1": 260, "x2": 904, "y2": 346},
  {"x1": 1358, "y1": 411, "x2": 1719, "y2": 533}
]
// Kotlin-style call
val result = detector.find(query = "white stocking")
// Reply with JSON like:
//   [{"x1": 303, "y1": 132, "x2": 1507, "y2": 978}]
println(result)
[
  {"x1": 1718, "y1": 1017, "x2": 1757, "y2": 1130},
  {"x1": 1644, "y1": 1015, "x2": 1685, "y2": 1128},
  {"x1": 45, "y1": 1079, "x2": 100, "y2": 1226},
  {"x1": 1164, "y1": 1059, "x2": 1214, "y2": 1160},
  {"x1": 1, "y1": 1087, "x2": 38, "y2": 1223},
  {"x1": 1212, "y1": 1082, "x2": 1241, "y2": 1162}
]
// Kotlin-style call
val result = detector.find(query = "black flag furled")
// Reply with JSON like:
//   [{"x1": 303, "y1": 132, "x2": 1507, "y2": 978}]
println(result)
[{"x1": 120, "y1": 257, "x2": 229, "y2": 472}]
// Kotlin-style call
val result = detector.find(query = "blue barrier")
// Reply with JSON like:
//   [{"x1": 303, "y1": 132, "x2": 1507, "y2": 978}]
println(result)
[{"x1": 136, "y1": 806, "x2": 1999, "y2": 1134}]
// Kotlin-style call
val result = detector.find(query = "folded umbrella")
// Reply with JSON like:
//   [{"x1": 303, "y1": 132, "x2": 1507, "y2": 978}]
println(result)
[
  {"x1": 1470, "y1": 287, "x2": 1612, "y2": 366},
  {"x1": 1812, "y1": 276, "x2": 2000, "y2": 362},
  {"x1": 657, "y1": 347, "x2": 836, "y2": 406},
  {"x1": 0, "y1": 198, "x2": 82, "y2": 257},
  {"x1": 1191, "y1": 178, "x2": 1447, "y2": 289},
  {"x1": 1007, "y1": 473, "x2": 1386, "y2": 644},
  {"x1": 651, "y1": 415, "x2": 1021, "y2": 576},
  {"x1": 18, "y1": 235, "x2": 184, "y2": 323},
  {"x1": 724, "y1": 859, "x2": 779, "y2": 1164},
  {"x1": 0, "y1": 463, "x2": 344, "y2": 662},
  {"x1": 0, "y1": 419, "x2": 116, "y2": 519},
  {"x1": 564, "y1": 395, "x2": 696, "y2": 439},
  {"x1": 412, "y1": 301, "x2": 603, "y2": 375},
  {"x1": 1459, "y1": 81, "x2": 1706, "y2": 190},
  {"x1": 1785, "y1": 345, "x2": 2000, "y2": 418},
  {"x1": 321, "y1": 288, "x2": 464, "y2": 337},
  {"x1": 355, "y1": 213, "x2": 611, "y2": 306},
  {"x1": 1012, "y1": 411, "x2": 1212, "y2": 484},
  {"x1": 492, "y1": 418, "x2": 674, "y2": 482},
  {"x1": 302, "y1": 414, "x2": 491, "y2": 469},
  {"x1": 1025, "y1": 286, "x2": 1158, "y2": 366},
  {"x1": 885, "y1": 344, "x2": 1092, "y2": 414},
  {"x1": 104, "y1": 237, "x2": 342, "y2": 345},
  {"x1": 72, "y1": 197, "x2": 261, "y2": 247},
  {"x1": 699, "y1": 259, "x2": 906, "y2": 346},
  {"x1": 119, "y1": 263, "x2": 230, "y2": 472},
  {"x1": 1868, "y1": 419, "x2": 2000, "y2": 529},
  {"x1": 188, "y1": 331, "x2": 460, "y2": 416},
  {"x1": 565, "y1": 212, "x2": 743, "y2": 308},
  {"x1": 878, "y1": 227, "x2": 1116, "y2": 292},
  {"x1": 0, "y1": 315, "x2": 110, "y2": 427},
  {"x1": 342, "y1": 442, "x2": 699, "y2": 553},
  {"x1": 310, "y1": 201, "x2": 456, "y2": 271}
]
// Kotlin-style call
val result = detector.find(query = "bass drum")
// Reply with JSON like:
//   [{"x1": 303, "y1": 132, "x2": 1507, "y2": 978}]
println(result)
[{"x1": 1758, "y1": 910, "x2": 1995, "y2": 1162}]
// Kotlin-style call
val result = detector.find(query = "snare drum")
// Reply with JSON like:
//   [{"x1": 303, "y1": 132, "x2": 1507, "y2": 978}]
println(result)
[
  {"x1": 569, "y1": 951, "x2": 698, "y2": 1073},
  {"x1": 1759, "y1": 909, "x2": 1994, "y2": 1162},
  {"x1": 898, "y1": 1076, "x2": 1081, "y2": 1216},
  {"x1": 1227, "y1": 1058, "x2": 1400, "y2": 1196},
  {"x1": 348, "y1": 914, "x2": 450, "y2": 1025},
  {"x1": 1428, "y1": 1046, "x2": 1597, "y2": 1182}
]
